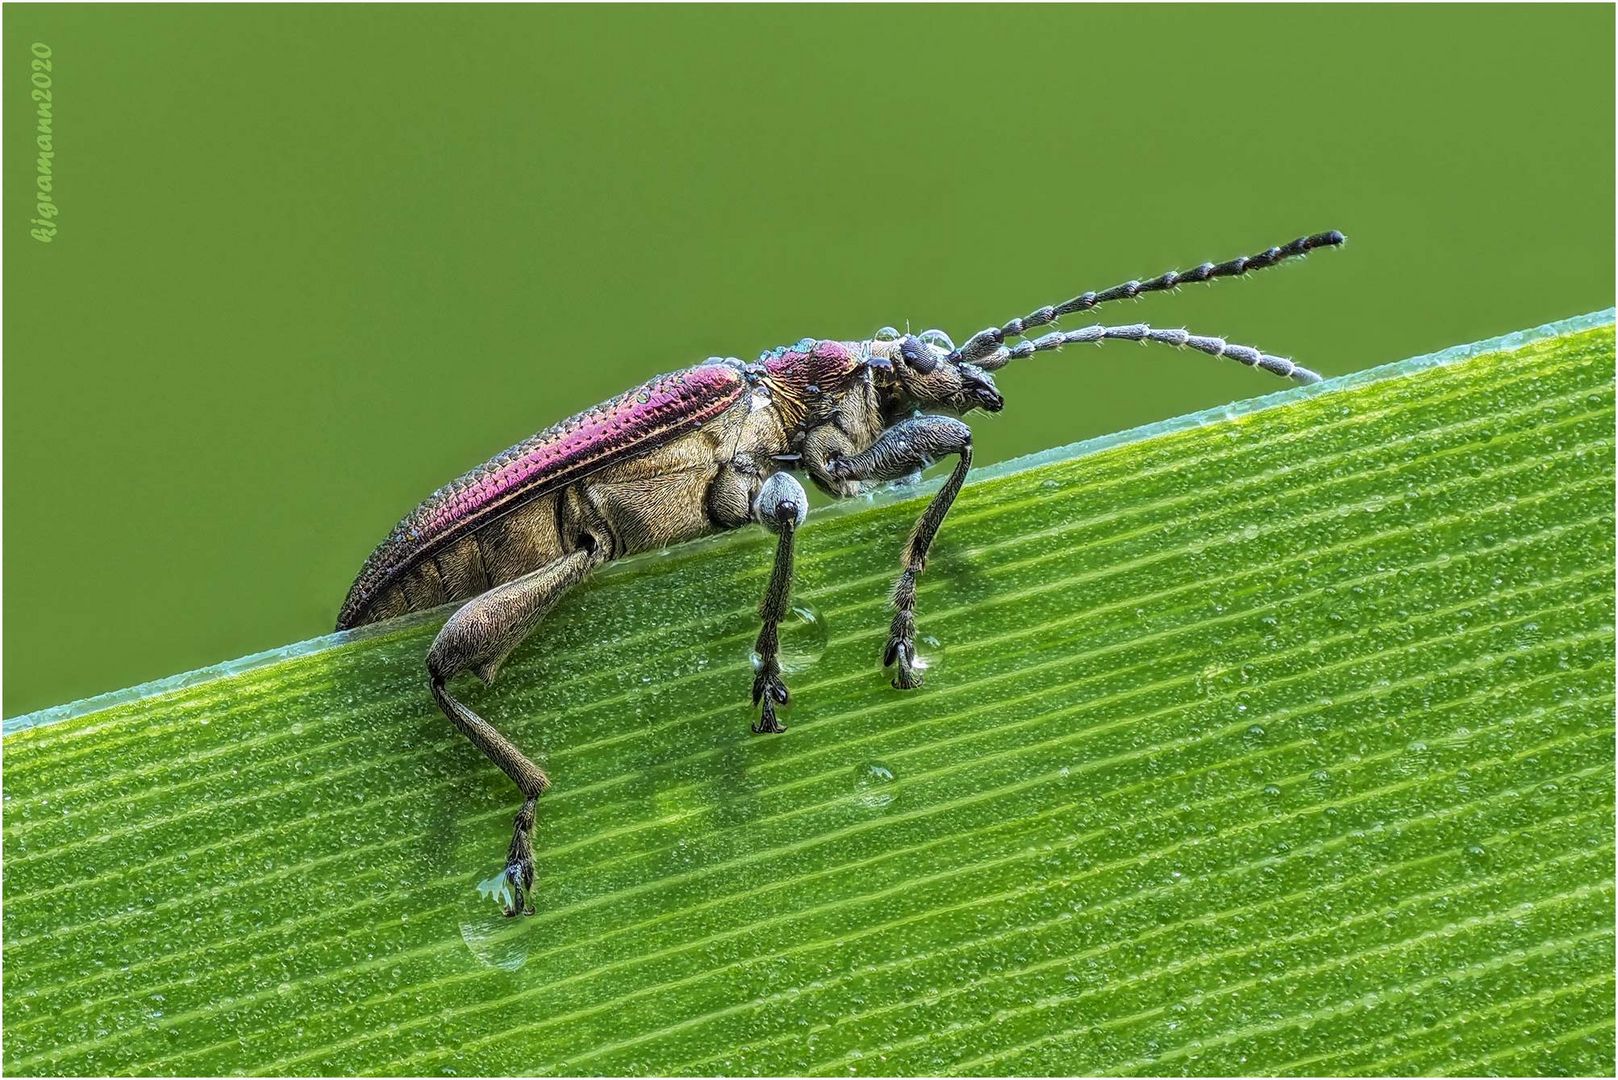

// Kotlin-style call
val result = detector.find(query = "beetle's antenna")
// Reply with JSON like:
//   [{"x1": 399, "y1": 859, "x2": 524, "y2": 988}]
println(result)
[
  {"x1": 950, "y1": 230, "x2": 1345, "y2": 366},
  {"x1": 972, "y1": 323, "x2": 1323, "y2": 385}
]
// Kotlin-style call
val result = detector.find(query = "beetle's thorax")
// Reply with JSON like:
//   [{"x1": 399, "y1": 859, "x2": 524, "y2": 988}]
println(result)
[{"x1": 748, "y1": 337, "x2": 869, "y2": 433}]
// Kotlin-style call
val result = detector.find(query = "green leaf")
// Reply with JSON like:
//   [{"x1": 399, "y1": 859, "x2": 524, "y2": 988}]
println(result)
[{"x1": 5, "y1": 314, "x2": 1614, "y2": 1077}]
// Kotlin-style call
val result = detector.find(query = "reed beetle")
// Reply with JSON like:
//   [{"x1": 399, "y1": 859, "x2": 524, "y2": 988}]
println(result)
[{"x1": 338, "y1": 229, "x2": 1345, "y2": 914}]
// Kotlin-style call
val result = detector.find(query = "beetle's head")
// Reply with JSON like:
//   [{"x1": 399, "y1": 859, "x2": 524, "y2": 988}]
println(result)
[{"x1": 866, "y1": 329, "x2": 1004, "y2": 415}]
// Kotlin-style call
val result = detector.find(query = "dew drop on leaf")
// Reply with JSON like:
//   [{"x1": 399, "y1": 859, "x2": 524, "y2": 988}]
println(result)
[
  {"x1": 852, "y1": 762, "x2": 897, "y2": 810},
  {"x1": 912, "y1": 633, "x2": 946, "y2": 675},
  {"x1": 459, "y1": 874, "x2": 533, "y2": 972},
  {"x1": 777, "y1": 603, "x2": 829, "y2": 672}
]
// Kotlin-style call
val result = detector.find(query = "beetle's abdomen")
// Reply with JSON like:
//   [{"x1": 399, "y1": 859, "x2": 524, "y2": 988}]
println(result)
[{"x1": 337, "y1": 364, "x2": 744, "y2": 629}]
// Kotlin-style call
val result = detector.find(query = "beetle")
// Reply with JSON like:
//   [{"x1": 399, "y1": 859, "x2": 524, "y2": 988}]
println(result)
[{"x1": 337, "y1": 229, "x2": 1345, "y2": 915}]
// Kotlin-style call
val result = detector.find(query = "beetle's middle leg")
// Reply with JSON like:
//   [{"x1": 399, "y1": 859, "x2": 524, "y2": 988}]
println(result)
[
  {"x1": 827, "y1": 415, "x2": 973, "y2": 689},
  {"x1": 749, "y1": 473, "x2": 809, "y2": 734},
  {"x1": 426, "y1": 544, "x2": 602, "y2": 916}
]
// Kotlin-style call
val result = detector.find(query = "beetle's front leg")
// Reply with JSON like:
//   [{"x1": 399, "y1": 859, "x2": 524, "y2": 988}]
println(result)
[
  {"x1": 825, "y1": 415, "x2": 973, "y2": 689},
  {"x1": 749, "y1": 472, "x2": 808, "y2": 733}
]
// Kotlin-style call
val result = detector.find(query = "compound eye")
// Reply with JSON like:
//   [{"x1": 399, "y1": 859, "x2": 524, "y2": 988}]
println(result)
[{"x1": 898, "y1": 334, "x2": 939, "y2": 374}]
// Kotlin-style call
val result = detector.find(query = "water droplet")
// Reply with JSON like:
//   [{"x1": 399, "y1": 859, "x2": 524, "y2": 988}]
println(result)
[
  {"x1": 1262, "y1": 784, "x2": 1282, "y2": 798},
  {"x1": 776, "y1": 603, "x2": 829, "y2": 673},
  {"x1": 459, "y1": 874, "x2": 532, "y2": 971},
  {"x1": 911, "y1": 633, "x2": 946, "y2": 675},
  {"x1": 290, "y1": 722, "x2": 304, "y2": 736},
  {"x1": 852, "y1": 762, "x2": 897, "y2": 810},
  {"x1": 277, "y1": 982, "x2": 293, "y2": 996},
  {"x1": 1241, "y1": 523, "x2": 1261, "y2": 540},
  {"x1": 875, "y1": 326, "x2": 901, "y2": 342}
]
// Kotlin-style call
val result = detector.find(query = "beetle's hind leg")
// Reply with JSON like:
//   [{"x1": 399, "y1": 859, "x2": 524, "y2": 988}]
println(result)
[
  {"x1": 826, "y1": 416, "x2": 973, "y2": 689},
  {"x1": 750, "y1": 473, "x2": 808, "y2": 734},
  {"x1": 426, "y1": 545, "x2": 601, "y2": 916}
]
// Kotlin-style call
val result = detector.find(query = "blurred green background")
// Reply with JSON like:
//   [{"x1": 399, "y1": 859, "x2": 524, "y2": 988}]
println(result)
[{"x1": 4, "y1": 5, "x2": 1613, "y2": 716}]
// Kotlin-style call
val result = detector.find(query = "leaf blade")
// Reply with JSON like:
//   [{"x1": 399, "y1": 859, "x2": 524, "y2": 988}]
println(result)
[{"x1": 5, "y1": 316, "x2": 1614, "y2": 1076}]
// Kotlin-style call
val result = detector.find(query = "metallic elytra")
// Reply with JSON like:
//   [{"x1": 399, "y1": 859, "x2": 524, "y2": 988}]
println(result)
[{"x1": 337, "y1": 229, "x2": 1347, "y2": 916}]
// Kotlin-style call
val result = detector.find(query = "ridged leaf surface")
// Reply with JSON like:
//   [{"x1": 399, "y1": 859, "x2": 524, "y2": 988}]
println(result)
[{"x1": 4, "y1": 316, "x2": 1614, "y2": 1076}]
